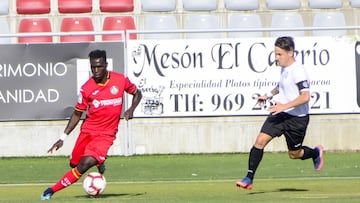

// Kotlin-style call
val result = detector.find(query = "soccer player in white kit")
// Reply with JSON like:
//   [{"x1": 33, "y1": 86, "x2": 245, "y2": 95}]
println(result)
[{"x1": 236, "y1": 36, "x2": 324, "y2": 190}]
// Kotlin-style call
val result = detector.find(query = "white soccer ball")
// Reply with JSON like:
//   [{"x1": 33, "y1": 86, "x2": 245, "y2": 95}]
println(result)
[{"x1": 82, "y1": 172, "x2": 106, "y2": 196}]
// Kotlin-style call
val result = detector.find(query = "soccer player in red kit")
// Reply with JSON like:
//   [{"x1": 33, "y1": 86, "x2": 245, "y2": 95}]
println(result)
[{"x1": 41, "y1": 49, "x2": 142, "y2": 200}]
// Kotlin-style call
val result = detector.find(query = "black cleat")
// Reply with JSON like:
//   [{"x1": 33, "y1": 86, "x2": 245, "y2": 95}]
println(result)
[{"x1": 97, "y1": 163, "x2": 106, "y2": 174}]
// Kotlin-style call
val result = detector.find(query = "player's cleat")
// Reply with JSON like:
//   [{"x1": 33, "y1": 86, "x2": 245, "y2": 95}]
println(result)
[
  {"x1": 313, "y1": 145, "x2": 324, "y2": 171},
  {"x1": 97, "y1": 163, "x2": 106, "y2": 174},
  {"x1": 236, "y1": 177, "x2": 253, "y2": 190},
  {"x1": 40, "y1": 188, "x2": 54, "y2": 200}
]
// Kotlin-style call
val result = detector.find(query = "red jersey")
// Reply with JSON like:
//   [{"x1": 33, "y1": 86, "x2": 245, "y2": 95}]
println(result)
[{"x1": 75, "y1": 71, "x2": 137, "y2": 136}]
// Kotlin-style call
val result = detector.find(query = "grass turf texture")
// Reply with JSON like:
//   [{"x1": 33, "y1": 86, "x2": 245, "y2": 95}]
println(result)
[{"x1": 0, "y1": 152, "x2": 359, "y2": 202}]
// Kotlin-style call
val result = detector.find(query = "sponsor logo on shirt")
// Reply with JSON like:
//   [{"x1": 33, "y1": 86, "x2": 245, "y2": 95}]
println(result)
[{"x1": 92, "y1": 98, "x2": 122, "y2": 108}]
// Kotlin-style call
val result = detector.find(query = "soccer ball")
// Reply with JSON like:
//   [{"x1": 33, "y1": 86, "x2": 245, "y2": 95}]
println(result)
[{"x1": 82, "y1": 172, "x2": 106, "y2": 196}]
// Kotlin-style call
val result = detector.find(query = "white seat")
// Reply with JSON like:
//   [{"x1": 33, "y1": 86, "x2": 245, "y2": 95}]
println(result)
[
  {"x1": 141, "y1": 0, "x2": 176, "y2": 12},
  {"x1": 312, "y1": 12, "x2": 347, "y2": 36},
  {"x1": 182, "y1": 0, "x2": 217, "y2": 11},
  {"x1": 270, "y1": 13, "x2": 304, "y2": 37},
  {"x1": 0, "y1": 18, "x2": 11, "y2": 44},
  {"x1": 144, "y1": 15, "x2": 179, "y2": 39},
  {"x1": 224, "y1": 0, "x2": 259, "y2": 10},
  {"x1": 308, "y1": 0, "x2": 342, "y2": 9},
  {"x1": 349, "y1": 0, "x2": 360, "y2": 8},
  {"x1": 266, "y1": 0, "x2": 301, "y2": 10},
  {"x1": 185, "y1": 14, "x2": 221, "y2": 39},
  {"x1": 0, "y1": 0, "x2": 9, "y2": 15},
  {"x1": 228, "y1": 14, "x2": 263, "y2": 38}
]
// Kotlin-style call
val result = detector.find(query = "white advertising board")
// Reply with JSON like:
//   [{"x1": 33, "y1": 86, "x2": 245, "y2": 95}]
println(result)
[{"x1": 127, "y1": 36, "x2": 359, "y2": 117}]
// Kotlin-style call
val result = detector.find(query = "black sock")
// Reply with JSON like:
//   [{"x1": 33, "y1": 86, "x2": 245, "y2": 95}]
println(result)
[
  {"x1": 301, "y1": 146, "x2": 318, "y2": 160},
  {"x1": 246, "y1": 146, "x2": 264, "y2": 180}
]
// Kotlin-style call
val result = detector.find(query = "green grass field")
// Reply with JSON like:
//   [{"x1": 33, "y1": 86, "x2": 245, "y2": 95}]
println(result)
[{"x1": 1, "y1": 152, "x2": 359, "y2": 203}]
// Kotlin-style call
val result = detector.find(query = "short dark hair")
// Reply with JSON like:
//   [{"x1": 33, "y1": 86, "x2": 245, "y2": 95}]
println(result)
[
  {"x1": 274, "y1": 36, "x2": 294, "y2": 52},
  {"x1": 88, "y1": 49, "x2": 107, "y2": 61}
]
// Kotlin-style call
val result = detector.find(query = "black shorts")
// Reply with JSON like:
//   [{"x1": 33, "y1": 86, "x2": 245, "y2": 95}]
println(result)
[{"x1": 260, "y1": 112, "x2": 309, "y2": 150}]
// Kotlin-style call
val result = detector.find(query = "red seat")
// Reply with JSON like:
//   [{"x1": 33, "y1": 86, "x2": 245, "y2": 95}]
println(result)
[
  {"x1": 60, "y1": 17, "x2": 94, "y2": 42},
  {"x1": 58, "y1": 0, "x2": 92, "y2": 13},
  {"x1": 16, "y1": 0, "x2": 51, "y2": 14},
  {"x1": 18, "y1": 18, "x2": 52, "y2": 43},
  {"x1": 100, "y1": 0, "x2": 134, "y2": 12},
  {"x1": 102, "y1": 16, "x2": 136, "y2": 41}
]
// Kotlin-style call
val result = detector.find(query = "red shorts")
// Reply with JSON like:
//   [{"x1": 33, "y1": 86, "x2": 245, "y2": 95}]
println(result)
[{"x1": 70, "y1": 132, "x2": 116, "y2": 166}]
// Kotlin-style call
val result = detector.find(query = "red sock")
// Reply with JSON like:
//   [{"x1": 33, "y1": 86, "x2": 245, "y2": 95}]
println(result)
[{"x1": 51, "y1": 167, "x2": 82, "y2": 193}]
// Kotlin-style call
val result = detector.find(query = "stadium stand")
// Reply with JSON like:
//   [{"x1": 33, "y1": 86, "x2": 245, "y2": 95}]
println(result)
[
  {"x1": 227, "y1": 14, "x2": 263, "y2": 38},
  {"x1": 1, "y1": 0, "x2": 357, "y2": 41},
  {"x1": 224, "y1": 0, "x2": 259, "y2": 10},
  {"x1": 182, "y1": 0, "x2": 218, "y2": 11},
  {"x1": 0, "y1": 18, "x2": 11, "y2": 44},
  {"x1": 60, "y1": 17, "x2": 94, "y2": 42},
  {"x1": 16, "y1": 0, "x2": 50, "y2": 14},
  {"x1": 266, "y1": 0, "x2": 301, "y2": 10},
  {"x1": 99, "y1": 0, "x2": 134, "y2": 12},
  {"x1": 270, "y1": 12, "x2": 305, "y2": 37},
  {"x1": 141, "y1": 0, "x2": 177, "y2": 12},
  {"x1": 102, "y1": 16, "x2": 136, "y2": 41},
  {"x1": 308, "y1": 0, "x2": 343, "y2": 9},
  {"x1": 185, "y1": 14, "x2": 221, "y2": 38},
  {"x1": 349, "y1": 0, "x2": 360, "y2": 7},
  {"x1": 58, "y1": 0, "x2": 92, "y2": 13},
  {"x1": 18, "y1": 18, "x2": 52, "y2": 43},
  {"x1": 312, "y1": 12, "x2": 347, "y2": 36},
  {"x1": 0, "y1": 0, "x2": 9, "y2": 15},
  {"x1": 144, "y1": 15, "x2": 179, "y2": 39}
]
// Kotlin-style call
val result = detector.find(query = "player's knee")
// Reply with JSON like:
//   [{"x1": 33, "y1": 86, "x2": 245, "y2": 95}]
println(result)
[
  {"x1": 77, "y1": 156, "x2": 98, "y2": 174},
  {"x1": 69, "y1": 163, "x2": 77, "y2": 168}
]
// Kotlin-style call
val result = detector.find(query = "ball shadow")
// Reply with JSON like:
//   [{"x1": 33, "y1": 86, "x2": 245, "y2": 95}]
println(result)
[{"x1": 75, "y1": 192, "x2": 146, "y2": 199}]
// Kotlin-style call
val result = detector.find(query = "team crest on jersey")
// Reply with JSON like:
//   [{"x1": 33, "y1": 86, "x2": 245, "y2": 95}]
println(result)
[{"x1": 110, "y1": 86, "x2": 119, "y2": 95}]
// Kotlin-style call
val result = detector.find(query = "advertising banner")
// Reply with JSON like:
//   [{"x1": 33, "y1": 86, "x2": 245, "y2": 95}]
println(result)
[
  {"x1": 127, "y1": 36, "x2": 359, "y2": 117},
  {"x1": 0, "y1": 42, "x2": 124, "y2": 121}
]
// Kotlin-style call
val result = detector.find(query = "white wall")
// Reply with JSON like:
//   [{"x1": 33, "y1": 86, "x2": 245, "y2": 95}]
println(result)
[{"x1": 0, "y1": 114, "x2": 359, "y2": 157}]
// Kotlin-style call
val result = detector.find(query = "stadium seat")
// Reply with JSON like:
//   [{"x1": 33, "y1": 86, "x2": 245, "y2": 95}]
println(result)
[
  {"x1": 16, "y1": 0, "x2": 51, "y2": 14},
  {"x1": 144, "y1": 15, "x2": 179, "y2": 39},
  {"x1": 228, "y1": 14, "x2": 263, "y2": 38},
  {"x1": 58, "y1": 0, "x2": 92, "y2": 13},
  {"x1": 308, "y1": 0, "x2": 342, "y2": 9},
  {"x1": 182, "y1": 0, "x2": 217, "y2": 11},
  {"x1": 18, "y1": 18, "x2": 52, "y2": 43},
  {"x1": 312, "y1": 12, "x2": 347, "y2": 36},
  {"x1": 224, "y1": 0, "x2": 259, "y2": 10},
  {"x1": 141, "y1": 0, "x2": 176, "y2": 12},
  {"x1": 102, "y1": 16, "x2": 136, "y2": 41},
  {"x1": 270, "y1": 13, "x2": 304, "y2": 37},
  {"x1": 0, "y1": 18, "x2": 11, "y2": 44},
  {"x1": 266, "y1": 0, "x2": 301, "y2": 10},
  {"x1": 185, "y1": 14, "x2": 221, "y2": 39},
  {"x1": 100, "y1": 0, "x2": 134, "y2": 12},
  {"x1": 349, "y1": 0, "x2": 360, "y2": 8},
  {"x1": 0, "y1": 0, "x2": 9, "y2": 15},
  {"x1": 60, "y1": 17, "x2": 94, "y2": 42}
]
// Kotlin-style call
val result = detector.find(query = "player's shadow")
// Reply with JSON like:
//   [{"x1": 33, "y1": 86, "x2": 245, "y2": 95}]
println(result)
[
  {"x1": 75, "y1": 192, "x2": 146, "y2": 199},
  {"x1": 248, "y1": 188, "x2": 308, "y2": 195}
]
